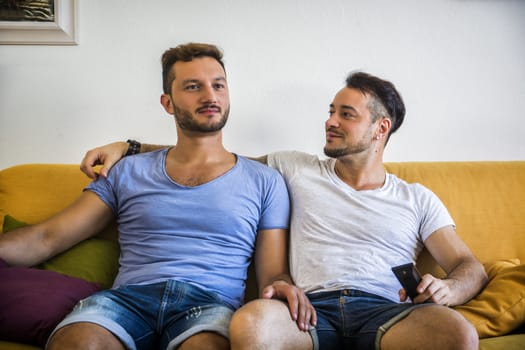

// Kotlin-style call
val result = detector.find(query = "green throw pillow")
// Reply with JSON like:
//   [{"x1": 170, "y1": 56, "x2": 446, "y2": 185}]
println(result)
[
  {"x1": 2, "y1": 214, "x2": 119, "y2": 289},
  {"x1": 2, "y1": 214, "x2": 28, "y2": 231}
]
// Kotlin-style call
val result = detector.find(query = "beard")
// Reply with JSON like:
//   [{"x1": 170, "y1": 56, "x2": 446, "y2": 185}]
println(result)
[
  {"x1": 324, "y1": 145, "x2": 353, "y2": 158},
  {"x1": 323, "y1": 131, "x2": 372, "y2": 158},
  {"x1": 173, "y1": 104, "x2": 230, "y2": 133}
]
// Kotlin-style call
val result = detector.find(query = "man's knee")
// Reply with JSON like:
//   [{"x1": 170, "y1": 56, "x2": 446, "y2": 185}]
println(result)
[
  {"x1": 448, "y1": 315, "x2": 479, "y2": 350},
  {"x1": 47, "y1": 322, "x2": 125, "y2": 350},
  {"x1": 230, "y1": 299, "x2": 276, "y2": 346},
  {"x1": 430, "y1": 307, "x2": 478, "y2": 349},
  {"x1": 230, "y1": 299, "x2": 312, "y2": 350},
  {"x1": 382, "y1": 306, "x2": 478, "y2": 350}
]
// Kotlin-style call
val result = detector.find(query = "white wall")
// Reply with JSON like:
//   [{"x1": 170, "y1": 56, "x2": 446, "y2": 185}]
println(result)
[{"x1": 1, "y1": 0, "x2": 524, "y2": 169}]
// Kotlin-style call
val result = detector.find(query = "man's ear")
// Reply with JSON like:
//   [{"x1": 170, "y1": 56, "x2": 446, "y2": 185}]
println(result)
[
  {"x1": 378, "y1": 117, "x2": 391, "y2": 139},
  {"x1": 160, "y1": 94, "x2": 174, "y2": 114}
]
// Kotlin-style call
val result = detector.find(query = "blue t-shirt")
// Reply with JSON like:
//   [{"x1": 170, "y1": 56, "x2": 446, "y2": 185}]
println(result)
[{"x1": 86, "y1": 149, "x2": 290, "y2": 309}]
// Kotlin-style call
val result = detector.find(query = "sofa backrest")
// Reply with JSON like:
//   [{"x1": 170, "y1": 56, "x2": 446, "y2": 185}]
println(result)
[
  {"x1": 1, "y1": 161, "x2": 524, "y2": 290},
  {"x1": 0, "y1": 164, "x2": 117, "y2": 241},
  {"x1": 384, "y1": 161, "x2": 525, "y2": 276}
]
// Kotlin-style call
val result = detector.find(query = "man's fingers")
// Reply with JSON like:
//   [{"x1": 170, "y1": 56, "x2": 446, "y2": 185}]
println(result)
[
  {"x1": 261, "y1": 285, "x2": 275, "y2": 299},
  {"x1": 80, "y1": 155, "x2": 99, "y2": 179},
  {"x1": 286, "y1": 290, "x2": 299, "y2": 321},
  {"x1": 99, "y1": 166, "x2": 109, "y2": 178}
]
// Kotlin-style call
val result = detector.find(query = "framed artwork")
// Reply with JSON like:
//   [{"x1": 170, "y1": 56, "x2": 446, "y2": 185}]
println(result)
[{"x1": 0, "y1": 0, "x2": 77, "y2": 45}]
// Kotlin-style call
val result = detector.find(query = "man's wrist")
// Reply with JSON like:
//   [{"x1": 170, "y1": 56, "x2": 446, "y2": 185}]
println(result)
[
  {"x1": 125, "y1": 139, "x2": 141, "y2": 156},
  {"x1": 270, "y1": 276, "x2": 293, "y2": 286},
  {"x1": 272, "y1": 280, "x2": 290, "y2": 287}
]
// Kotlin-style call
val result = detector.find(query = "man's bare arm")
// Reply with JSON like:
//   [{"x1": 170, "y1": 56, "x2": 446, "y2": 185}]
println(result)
[
  {"x1": 0, "y1": 192, "x2": 114, "y2": 266},
  {"x1": 407, "y1": 225, "x2": 488, "y2": 306}
]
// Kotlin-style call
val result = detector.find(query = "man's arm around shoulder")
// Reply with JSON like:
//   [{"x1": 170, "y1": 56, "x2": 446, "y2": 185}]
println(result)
[{"x1": 81, "y1": 141, "x2": 169, "y2": 179}]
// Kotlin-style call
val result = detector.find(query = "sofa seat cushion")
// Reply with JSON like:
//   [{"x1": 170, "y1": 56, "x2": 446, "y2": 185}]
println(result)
[
  {"x1": 479, "y1": 334, "x2": 525, "y2": 350},
  {"x1": 0, "y1": 341, "x2": 41, "y2": 350}
]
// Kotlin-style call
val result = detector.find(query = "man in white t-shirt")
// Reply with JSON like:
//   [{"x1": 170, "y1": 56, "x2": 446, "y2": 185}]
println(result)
[{"x1": 80, "y1": 71, "x2": 488, "y2": 350}]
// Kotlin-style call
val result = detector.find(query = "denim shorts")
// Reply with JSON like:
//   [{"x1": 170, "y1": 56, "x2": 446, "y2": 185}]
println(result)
[
  {"x1": 49, "y1": 280, "x2": 234, "y2": 350},
  {"x1": 309, "y1": 289, "x2": 431, "y2": 350}
]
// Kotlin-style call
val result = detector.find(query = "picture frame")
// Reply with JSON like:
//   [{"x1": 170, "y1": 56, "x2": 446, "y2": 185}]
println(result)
[{"x1": 0, "y1": 0, "x2": 78, "y2": 45}]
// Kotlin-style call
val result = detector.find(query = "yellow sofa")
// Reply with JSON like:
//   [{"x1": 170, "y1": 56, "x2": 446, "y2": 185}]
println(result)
[{"x1": 1, "y1": 162, "x2": 524, "y2": 349}]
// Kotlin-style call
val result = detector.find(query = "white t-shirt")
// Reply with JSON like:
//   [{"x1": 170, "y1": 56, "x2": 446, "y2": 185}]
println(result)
[{"x1": 267, "y1": 151, "x2": 454, "y2": 302}]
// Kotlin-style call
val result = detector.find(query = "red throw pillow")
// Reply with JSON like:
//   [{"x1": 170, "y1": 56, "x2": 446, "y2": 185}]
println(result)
[{"x1": 0, "y1": 258, "x2": 101, "y2": 346}]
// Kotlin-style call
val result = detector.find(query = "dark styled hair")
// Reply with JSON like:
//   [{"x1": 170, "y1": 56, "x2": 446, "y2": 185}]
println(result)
[
  {"x1": 345, "y1": 71, "x2": 405, "y2": 142},
  {"x1": 161, "y1": 43, "x2": 225, "y2": 94}
]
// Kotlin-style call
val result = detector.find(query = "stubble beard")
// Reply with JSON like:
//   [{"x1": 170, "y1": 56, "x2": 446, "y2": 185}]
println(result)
[
  {"x1": 323, "y1": 134, "x2": 372, "y2": 159},
  {"x1": 174, "y1": 104, "x2": 230, "y2": 133},
  {"x1": 324, "y1": 145, "x2": 352, "y2": 158}
]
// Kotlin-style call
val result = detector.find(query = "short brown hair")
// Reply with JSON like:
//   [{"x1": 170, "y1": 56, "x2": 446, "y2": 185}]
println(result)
[
  {"x1": 161, "y1": 43, "x2": 225, "y2": 94},
  {"x1": 345, "y1": 71, "x2": 405, "y2": 144}
]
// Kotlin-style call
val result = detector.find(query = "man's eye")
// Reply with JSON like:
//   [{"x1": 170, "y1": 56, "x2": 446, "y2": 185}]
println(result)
[
  {"x1": 185, "y1": 84, "x2": 199, "y2": 90},
  {"x1": 214, "y1": 83, "x2": 225, "y2": 90}
]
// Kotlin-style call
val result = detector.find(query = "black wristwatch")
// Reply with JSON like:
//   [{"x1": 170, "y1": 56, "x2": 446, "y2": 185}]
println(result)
[{"x1": 125, "y1": 139, "x2": 141, "y2": 156}]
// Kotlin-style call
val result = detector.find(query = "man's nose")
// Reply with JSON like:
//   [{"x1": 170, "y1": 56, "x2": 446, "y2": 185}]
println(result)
[
  {"x1": 200, "y1": 85, "x2": 217, "y2": 103},
  {"x1": 326, "y1": 114, "x2": 339, "y2": 128}
]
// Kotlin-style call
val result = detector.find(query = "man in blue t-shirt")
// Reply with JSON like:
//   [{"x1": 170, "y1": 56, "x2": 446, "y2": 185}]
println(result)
[{"x1": 0, "y1": 43, "x2": 315, "y2": 350}]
